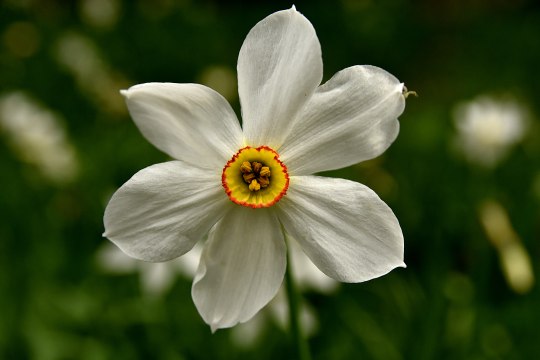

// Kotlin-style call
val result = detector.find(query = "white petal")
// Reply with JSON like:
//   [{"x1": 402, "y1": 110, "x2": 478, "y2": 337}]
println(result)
[
  {"x1": 278, "y1": 66, "x2": 405, "y2": 175},
  {"x1": 192, "y1": 206, "x2": 286, "y2": 331},
  {"x1": 277, "y1": 176, "x2": 405, "y2": 282},
  {"x1": 103, "y1": 161, "x2": 230, "y2": 262},
  {"x1": 238, "y1": 7, "x2": 323, "y2": 147},
  {"x1": 122, "y1": 83, "x2": 243, "y2": 169}
]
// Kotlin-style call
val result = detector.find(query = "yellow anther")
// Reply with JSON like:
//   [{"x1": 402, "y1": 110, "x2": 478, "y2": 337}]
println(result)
[
  {"x1": 252, "y1": 162, "x2": 262, "y2": 173},
  {"x1": 249, "y1": 179, "x2": 261, "y2": 191},
  {"x1": 260, "y1": 166, "x2": 271, "y2": 177},
  {"x1": 258, "y1": 176, "x2": 270, "y2": 188},
  {"x1": 240, "y1": 161, "x2": 252, "y2": 173},
  {"x1": 243, "y1": 173, "x2": 255, "y2": 183}
]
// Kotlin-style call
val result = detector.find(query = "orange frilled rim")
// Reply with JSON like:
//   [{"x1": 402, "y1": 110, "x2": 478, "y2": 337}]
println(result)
[{"x1": 222, "y1": 146, "x2": 289, "y2": 208}]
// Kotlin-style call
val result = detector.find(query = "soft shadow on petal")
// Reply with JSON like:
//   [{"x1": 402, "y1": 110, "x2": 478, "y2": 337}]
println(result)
[
  {"x1": 277, "y1": 176, "x2": 405, "y2": 283},
  {"x1": 104, "y1": 161, "x2": 230, "y2": 262},
  {"x1": 192, "y1": 206, "x2": 286, "y2": 331},
  {"x1": 122, "y1": 83, "x2": 243, "y2": 169},
  {"x1": 279, "y1": 65, "x2": 405, "y2": 175},
  {"x1": 238, "y1": 7, "x2": 323, "y2": 148}
]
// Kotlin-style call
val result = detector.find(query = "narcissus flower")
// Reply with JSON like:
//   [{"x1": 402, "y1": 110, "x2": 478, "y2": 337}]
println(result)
[
  {"x1": 104, "y1": 7, "x2": 406, "y2": 331},
  {"x1": 453, "y1": 95, "x2": 528, "y2": 168}
]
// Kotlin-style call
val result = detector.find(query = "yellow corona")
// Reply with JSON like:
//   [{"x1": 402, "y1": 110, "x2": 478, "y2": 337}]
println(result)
[{"x1": 222, "y1": 146, "x2": 289, "y2": 208}]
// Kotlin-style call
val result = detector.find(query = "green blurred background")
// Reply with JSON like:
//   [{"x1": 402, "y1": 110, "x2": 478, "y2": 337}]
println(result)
[{"x1": 1, "y1": 0, "x2": 539, "y2": 359}]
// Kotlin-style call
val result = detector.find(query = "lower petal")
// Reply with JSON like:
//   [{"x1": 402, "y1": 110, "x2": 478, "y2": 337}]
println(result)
[
  {"x1": 103, "y1": 161, "x2": 229, "y2": 262},
  {"x1": 277, "y1": 176, "x2": 405, "y2": 283},
  {"x1": 192, "y1": 206, "x2": 286, "y2": 331}
]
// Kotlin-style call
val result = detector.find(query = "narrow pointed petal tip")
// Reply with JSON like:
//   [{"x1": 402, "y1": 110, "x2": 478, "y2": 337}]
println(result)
[{"x1": 119, "y1": 89, "x2": 129, "y2": 97}]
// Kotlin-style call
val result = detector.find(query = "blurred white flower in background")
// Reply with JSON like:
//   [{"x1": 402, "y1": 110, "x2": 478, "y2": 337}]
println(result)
[
  {"x1": 453, "y1": 96, "x2": 528, "y2": 168},
  {"x1": 288, "y1": 237, "x2": 339, "y2": 294},
  {"x1": 478, "y1": 200, "x2": 534, "y2": 294},
  {"x1": 0, "y1": 91, "x2": 79, "y2": 184},
  {"x1": 78, "y1": 0, "x2": 121, "y2": 30},
  {"x1": 231, "y1": 241, "x2": 339, "y2": 348},
  {"x1": 98, "y1": 238, "x2": 337, "y2": 345},
  {"x1": 53, "y1": 31, "x2": 128, "y2": 115},
  {"x1": 96, "y1": 242, "x2": 203, "y2": 297}
]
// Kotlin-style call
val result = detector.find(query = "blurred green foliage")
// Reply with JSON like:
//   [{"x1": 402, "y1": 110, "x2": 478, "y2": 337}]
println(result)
[{"x1": 1, "y1": 0, "x2": 539, "y2": 359}]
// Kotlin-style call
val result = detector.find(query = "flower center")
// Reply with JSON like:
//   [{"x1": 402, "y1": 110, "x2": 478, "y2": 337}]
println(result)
[{"x1": 222, "y1": 146, "x2": 289, "y2": 208}]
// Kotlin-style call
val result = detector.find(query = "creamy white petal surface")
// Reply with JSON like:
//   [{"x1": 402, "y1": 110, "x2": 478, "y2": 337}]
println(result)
[
  {"x1": 104, "y1": 161, "x2": 229, "y2": 262},
  {"x1": 277, "y1": 176, "x2": 405, "y2": 282},
  {"x1": 279, "y1": 65, "x2": 405, "y2": 175},
  {"x1": 238, "y1": 7, "x2": 322, "y2": 148},
  {"x1": 121, "y1": 83, "x2": 243, "y2": 169},
  {"x1": 192, "y1": 207, "x2": 286, "y2": 331}
]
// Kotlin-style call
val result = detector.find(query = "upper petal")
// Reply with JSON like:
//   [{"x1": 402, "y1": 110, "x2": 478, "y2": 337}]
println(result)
[
  {"x1": 192, "y1": 206, "x2": 286, "y2": 331},
  {"x1": 276, "y1": 176, "x2": 405, "y2": 283},
  {"x1": 238, "y1": 7, "x2": 323, "y2": 148},
  {"x1": 103, "y1": 161, "x2": 230, "y2": 262},
  {"x1": 278, "y1": 65, "x2": 405, "y2": 175},
  {"x1": 122, "y1": 83, "x2": 243, "y2": 169}
]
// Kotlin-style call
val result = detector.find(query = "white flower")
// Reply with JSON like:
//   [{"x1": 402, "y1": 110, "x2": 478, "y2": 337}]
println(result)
[
  {"x1": 96, "y1": 242, "x2": 203, "y2": 296},
  {"x1": 0, "y1": 91, "x2": 78, "y2": 184},
  {"x1": 288, "y1": 236, "x2": 339, "y2": 294},
  {"x1": 453, "y1": 96, "x2": 528, "y2": 167},
  {"x1": 104, "y1": 7, "x2": 406, "y2": 331}
]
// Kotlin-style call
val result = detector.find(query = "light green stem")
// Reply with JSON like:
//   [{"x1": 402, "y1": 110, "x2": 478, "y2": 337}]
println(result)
[{"x1": 284, "y1": 231, "x2": 312, "y2": 360}]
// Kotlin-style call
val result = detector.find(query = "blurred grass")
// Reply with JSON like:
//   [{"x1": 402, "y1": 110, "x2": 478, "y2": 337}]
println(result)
[{"x1": 1, "y1": 0, "x2": 539, "y2": 359}]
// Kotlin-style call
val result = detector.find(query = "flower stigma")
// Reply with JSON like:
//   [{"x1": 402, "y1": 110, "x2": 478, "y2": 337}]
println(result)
[{"x1": 222, "y1": 146, "x2": 289, "y2": 208}]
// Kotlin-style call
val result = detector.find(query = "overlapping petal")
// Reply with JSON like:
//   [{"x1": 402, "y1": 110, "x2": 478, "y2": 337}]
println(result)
[
  {"x1": 121, "y1": 83, "x2": 243, "y2": 169},
  {"x1": 277, "y1": 176, "x2": 405, "y2": 282},
  {"x1": 192, "y1": 206, "x2": 286, "y2": 331},
  {"x1": 238, "y1": 7, "x2": 323, "y2": 148},
  {"x1": 104, "y1": 161, "x2": 230, "y2": 262},
  {"x1": 278, "y1": 65, "x2": 405, "y2": 175}
]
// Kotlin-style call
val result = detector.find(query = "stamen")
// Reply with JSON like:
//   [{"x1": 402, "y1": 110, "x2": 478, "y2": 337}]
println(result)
[
  {"x1": 252, "y1": 162, "x2": 262, "y2": 173},
  {"x1": 249, "y1": 179, "x2": 261, "y2": 191},
  {"x1": 237, "y1": 160, "x2": 273, "y2": 192},
  {"x1": 260, "y1": 166, "x2": 271, "y2": 177},
  {"x1": 222, "y1": 146, "x2": 289, "y2": 208},
  {"x1": 240, "y1": 161, "x2": 252, "y2": 173},
  {"x1": 258, "y1": 176, "x2": 270, "y2": 188},
  {"x1": 242, "y1": 173, "x2": 255, "y2": 183}
]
